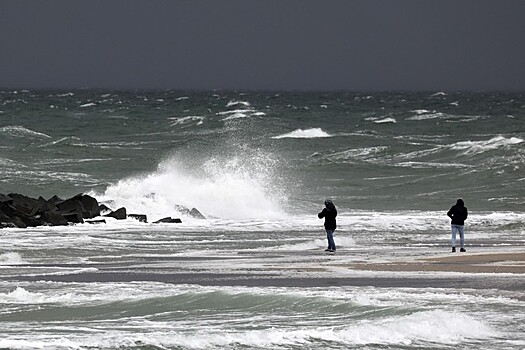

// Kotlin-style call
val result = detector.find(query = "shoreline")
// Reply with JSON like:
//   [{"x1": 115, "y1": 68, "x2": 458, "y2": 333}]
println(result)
[{"x1": 10, "y1": 251, "x2": 525, "y2": 296}]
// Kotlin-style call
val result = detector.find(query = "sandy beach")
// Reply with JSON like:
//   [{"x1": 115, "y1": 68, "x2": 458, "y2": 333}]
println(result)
[{"x1": 347, "y1": 251, "x2": 525, "y2": 274}]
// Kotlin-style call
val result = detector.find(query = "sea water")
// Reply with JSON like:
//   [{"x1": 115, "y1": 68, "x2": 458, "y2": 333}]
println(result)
[{"x1": 1, "y1": 90, "x2": 524, "y2": 349}]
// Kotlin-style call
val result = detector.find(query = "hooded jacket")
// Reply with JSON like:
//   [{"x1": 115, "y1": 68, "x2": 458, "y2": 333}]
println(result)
[
  {"x1": 318, "y1": 202, "x2": 337, "y2": 230},
  {"x1": 447, "y1": 199, "x2": 468, "y2": 225}
]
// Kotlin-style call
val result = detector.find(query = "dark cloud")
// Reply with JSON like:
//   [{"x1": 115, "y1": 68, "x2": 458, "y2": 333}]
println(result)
[{"x1": 1, "y1": 0, "x2": 524, "y2": 90}]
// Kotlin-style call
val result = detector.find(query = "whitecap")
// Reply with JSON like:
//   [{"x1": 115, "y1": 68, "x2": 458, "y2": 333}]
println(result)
[
  {"x1": 175, "y1": 96, "x2": 189, "y2": 101},
  {"x1": 226, "y1": 100, "x2": 251, "y2": 107},
  {"x1": 406, "y1": 112, "x2": 446, "y2": 121},
  {"x1": 168, "y1": 116, "x2": 205, "y2": 126},
  {"x1": 0, "y1": 125, "x2": 52, "y2": 139},
  {"x1": 272, "y1": 128, "x2": 331, "y2": 139},
  {"x1": 79, "y1": 102, "x2": 96, "y2": 108},
  {"x1": 451, "y1": 136, "x2": 523, "y2": 155},
  {"x1": 38, "y1": 136, "x2": 88, "y2": 148},
  {"x1": 217, "y1": 109, "x2": 253, "y2": 116},
  {"x1": 374, "y1": 117, "x2": 396, "y2": 124},
  {"x1": 411, "y1": 109, "x2": 432, "y2": 115},
  {"x1": 222, "y1": 112, "x2": 248, "y2": 121},
  {"x1": 431, "y1": 92, "x2": 447, "y2": 97}
]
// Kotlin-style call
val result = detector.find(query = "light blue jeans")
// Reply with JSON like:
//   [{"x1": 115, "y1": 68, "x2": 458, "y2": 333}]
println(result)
[
  {"x1": 451, "y1": 224, "x2": 465, "y2": 248},
  {"x1": 326, "y1": 229, "x2": 336, "y2": 251}
]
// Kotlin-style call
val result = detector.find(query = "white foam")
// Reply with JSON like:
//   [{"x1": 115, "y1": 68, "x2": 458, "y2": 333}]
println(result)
[
  {"x1": 411, "y1": 109, "x2": 432, "y2": 115},
  {"x1": 226, "y1": 100, "x2": 250, "y2": 107},
  {"x1": 374, "y1": 117, "x2": 396, "y2": 124},
  {"x1": 168, "y1": 116, "x2": 204, "y2": 126},
  {"x1": 272, "y1": 128, "x2": 331, "y2": 139},
  {"x1": 0, "y1": 252, "x2": 25, "y2": 265},
  {"x1": 0, "y1": 310, "x2": 493, "y2": 348},
  {"x1": 79, "y1": 102, "x2": 96, "y2": 108},
  {"x1": 221, "y1": 112, "x2": 248, "y2": 121},
  {"x1": 0, "y1": 125, "x2": 51, "y2": 139},
  {"x1": 217, "y1": 109, "x2": 253, "y2": 116},
  {"x1": 406, "y1": 112, "x2": 446, "y2": 121},
  {"x1": 451, "y1": 136, "x2": 523, "y2": 155},
  {"x1": 338, "y1": 310, "x2": 495, "y2": 345}
]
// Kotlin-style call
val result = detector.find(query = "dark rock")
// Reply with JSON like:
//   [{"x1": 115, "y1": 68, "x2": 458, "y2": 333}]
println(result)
[
  {"x1": 190, "y1": 208, "x2": 206, "y2": 219},
  {"x1": 79, "y1": 194, "x2": 100, "y2": 218},
  {"x1": 11, "y1": 216, "x2": 27, "y2": 228},
  {"x1": 153, "y1": 217, "x2": 182, "y2": 224},
  {"x1": 56, "y1": 193, "x2": 100, "y2": 220},
  {"x1": 104, "y1": 207, "x2": 127, "y2": 220},
  {"x1": 98, "y1": 204, "x2": 112, "y2": 213},
  {"x1": 42, "y1": 210, "x2": 69, "y2": 226},
  {"x1": 85, "y1": 219, "x2": 106, "y2": 224},
  {"x1": 128, "y1": 214, "x2": 147, "y2": 223},
  {"x1": 62, "y1": 212, "x2": 84, "y2": 224},
  {"x1": 48, "y1": 195, "x2": 64, "y2": 207},
  {"x1": 174, "y1": 205, "x2": 191, "y2": 216},
  {"x1": 0, "y1": 193, "x2": 13, "y2": 204},
  {"x1": 8, "y1": 193, "x2": 43, "y2": 216}
]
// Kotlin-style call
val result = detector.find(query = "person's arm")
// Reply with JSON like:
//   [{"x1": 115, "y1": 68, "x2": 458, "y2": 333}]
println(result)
[
  {"x1": 447, "y1": 207, "x2": 453, "y2": 219},
  {"x1": 464, "y1": 208, "x2": 468, "y2": 220},
  {"x1": 318, "y1": 209, "x2": 325, "y2": 219}
]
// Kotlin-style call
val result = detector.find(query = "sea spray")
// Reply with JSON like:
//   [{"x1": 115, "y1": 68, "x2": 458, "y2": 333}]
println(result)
[{"x1": 94, "y1": 151, "x2": 287, "y2": 221}]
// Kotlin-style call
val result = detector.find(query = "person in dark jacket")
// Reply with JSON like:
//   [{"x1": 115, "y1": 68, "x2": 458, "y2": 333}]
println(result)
[
  {"x1": 318, "y1": 199, "x2": 337, "y2": 252},
  {"x1": 447, "y1": 198, "x2": 468, "y2": 252}
]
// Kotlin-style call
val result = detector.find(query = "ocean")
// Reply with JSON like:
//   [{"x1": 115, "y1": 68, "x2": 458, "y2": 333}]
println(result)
[{"x1": 1, "y1": 89, "x2": 524, "y2": 349}]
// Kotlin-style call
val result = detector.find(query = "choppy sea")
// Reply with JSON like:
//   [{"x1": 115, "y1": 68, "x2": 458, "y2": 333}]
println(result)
[{"x1": 1, "y1": 90, "x2": 524, "y2": 349}]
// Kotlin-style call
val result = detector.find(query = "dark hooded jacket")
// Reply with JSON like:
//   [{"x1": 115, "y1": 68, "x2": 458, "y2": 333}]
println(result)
[
  {"x1": 447, "y1": 199, "x2": 468, "y2": 225},
  {"x1": 318, "y1": 202, "x2": 337, "y2": 230}
]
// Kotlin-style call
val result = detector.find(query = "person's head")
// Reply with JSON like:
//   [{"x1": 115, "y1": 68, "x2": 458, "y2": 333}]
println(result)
[
  {"x1": 456, "y1": 198, "x2": 464, "y2": 207},
  {"x1": 324, "y1": 199, "x2": 335, "y2": 209}
]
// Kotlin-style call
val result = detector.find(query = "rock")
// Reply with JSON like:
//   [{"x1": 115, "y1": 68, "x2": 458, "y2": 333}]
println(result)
[
  {"x1": 47, "y1": 195, "x2": 63, "y2": 206},
  {"x1": 79, "y1": 194, "x2": 100, "y2": 218},
  {"x1": 128, "y1": 214, "x2": 147, "y2": 223},
  {"x1": 56, "y1": 194, "x2": 100, "y2": 220},
  {"x1": 8, "y1": 193, "x2": 44, "y2": 216},
  {"x1": 104, "y1": 207, "x2": 127, "y2": 220},
  {"x1": 0, "y1": 193, "x2": 13, "y2": 204},
  {"x1": 85, "y1": 219, "x2": 106, "y2": 224},
  {"x1": 98, "y1": 204, "x2": 112, "y2": 213},
  {"x1": 174, "y1": 205, "x2": 191, "y2": 216},
  {"x1": 190, "y1": 208, "x2": 206, "y2": 219},
  {"x1": 11, "y1": 216, "x2": 27, "y2": 228},
  {"x1": 62, "y1": 212, "x2": 84, "y2": 224},
  {"x1": 153, "y1": 217, "x2": 182, "y2": 224},
  {"x1": 41, "y1": 210, "x2": 69, "y2": 226}
]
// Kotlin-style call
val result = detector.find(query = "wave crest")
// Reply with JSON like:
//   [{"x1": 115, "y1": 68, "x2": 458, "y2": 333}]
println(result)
[{"x1": 272, "y1": 128, "x2": 331, "y2": 139}]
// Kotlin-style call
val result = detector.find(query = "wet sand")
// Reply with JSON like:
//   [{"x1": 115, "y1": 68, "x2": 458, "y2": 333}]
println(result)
[
  {"x1": 346, "y1": 252, "x2": 525, "y2": 274},
  {"x1": 13, "y1": 251, "x2": 525, "y2": 294}
]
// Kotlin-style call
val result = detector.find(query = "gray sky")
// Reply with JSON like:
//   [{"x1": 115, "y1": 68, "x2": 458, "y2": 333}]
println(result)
[{"x1": 1, "y1": 0, "x2": 524, "y2": 91}]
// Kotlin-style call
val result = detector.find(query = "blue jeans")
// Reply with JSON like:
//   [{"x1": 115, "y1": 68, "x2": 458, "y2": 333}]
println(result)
[
  {"x1": 326, "y1": 229, "x2": 336, "y2": 251},
  {"x1": 451, "y1": 224, "x2": 465, "y2": 248}
]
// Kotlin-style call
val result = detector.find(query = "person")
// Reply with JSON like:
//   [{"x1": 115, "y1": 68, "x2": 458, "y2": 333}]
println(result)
[
  {"x1": 318, "y1": 199, "x2": 337, "y2": 252},
  {"x1": 447, "y1": 198, "x2": 468, "y2": 252}
]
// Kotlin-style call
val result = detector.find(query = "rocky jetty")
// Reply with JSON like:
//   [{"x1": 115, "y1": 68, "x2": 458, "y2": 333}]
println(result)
[
  {"x1": 1, "y1": 193, "x2": 100, "y2": 228},
  {"x1": 0, "y1": 192, "x2": 206, "y2": 228}
]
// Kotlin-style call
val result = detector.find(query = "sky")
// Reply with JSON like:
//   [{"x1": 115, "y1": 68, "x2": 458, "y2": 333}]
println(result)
[{"x1": 1, "y1": 0, "x2": 524, "y2": 91}]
